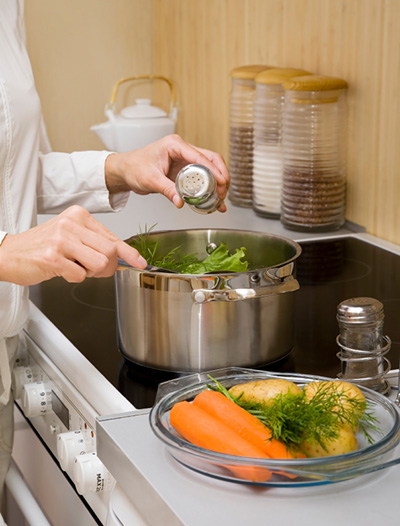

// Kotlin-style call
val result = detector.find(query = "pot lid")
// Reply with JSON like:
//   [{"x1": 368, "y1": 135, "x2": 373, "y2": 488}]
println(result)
[{"x1": 120, "y1": 99, "x2": 168, "y2": 119}]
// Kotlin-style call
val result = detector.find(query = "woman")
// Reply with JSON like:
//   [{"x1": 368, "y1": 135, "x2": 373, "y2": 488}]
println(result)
[{"x1": 0, "y1": 0, "x2": 229, "y2": 513}]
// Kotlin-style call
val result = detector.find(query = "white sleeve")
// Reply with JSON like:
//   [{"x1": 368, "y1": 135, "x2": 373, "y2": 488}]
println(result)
[
  {"x1": 0, "y1": 232, "x2": 7, "y2": 246},
  {"x1": 36, "y1": 151, "x2": 130, "y2": 214}
]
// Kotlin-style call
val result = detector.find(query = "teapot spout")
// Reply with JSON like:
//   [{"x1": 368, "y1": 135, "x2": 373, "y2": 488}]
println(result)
[{"x1": 90, "y1": 123, "x2": 116, "y2": 151}]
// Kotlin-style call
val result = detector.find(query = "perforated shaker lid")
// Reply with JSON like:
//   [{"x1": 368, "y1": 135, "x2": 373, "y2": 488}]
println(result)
[
  {"x1": 336, "y1": 297, "x2": 384, "y2": 325},
  {"x1": 175, "y1": 164, "x2": 217, "y2": 205}
]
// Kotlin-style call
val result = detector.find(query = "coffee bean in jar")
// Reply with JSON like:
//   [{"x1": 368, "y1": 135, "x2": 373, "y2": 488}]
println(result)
[{"x1": 281, "y1": 75, "x2": 348, "y2": 232}]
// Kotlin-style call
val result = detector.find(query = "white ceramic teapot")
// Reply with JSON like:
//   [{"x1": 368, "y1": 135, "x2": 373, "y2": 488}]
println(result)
[{"x1": 91, "y1": 75, "x2": 178, "y2": 152}]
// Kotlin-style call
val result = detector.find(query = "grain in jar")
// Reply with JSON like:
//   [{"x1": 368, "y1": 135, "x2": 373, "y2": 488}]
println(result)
[
  {"x1": 252, "y1": 68, "x2": 311, "y2": 218},
  {"x1": 281, "y1": 76, "x2": 348, "y2": 232},
  {"x1": 228, "y1": 65, "x2": 270, "y2": 208}
]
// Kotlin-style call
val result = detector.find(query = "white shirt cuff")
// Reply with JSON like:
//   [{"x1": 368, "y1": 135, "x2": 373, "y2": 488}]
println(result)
[{"x1": 0, "y1": 232, "x2": 7, "y2": 247}]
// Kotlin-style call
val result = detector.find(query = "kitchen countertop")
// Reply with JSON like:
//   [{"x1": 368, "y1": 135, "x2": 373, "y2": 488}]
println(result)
[
  {"x1": 97, "y1": 406, "x2": 400, "y2": 526},
  {"x1": 70, "y1": 194, "x2": 399, "y2": 524},
  {"x1": 69, "y1": 193, "x2": 358, "y2": 242},
  {"x1": 92, "y1": 209, "x2": 400, "y2": 525}
]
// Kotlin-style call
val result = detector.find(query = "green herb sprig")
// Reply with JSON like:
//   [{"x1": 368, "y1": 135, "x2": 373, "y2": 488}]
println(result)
[
  {"x1": 127, "y1": 224, "x2": 249, "y2": 274},
  {"x1": 127, "y1": 224, "x2": 199, "y2": 270},
  {"x1": 207, "y1": 376, "x2": 380, "y2": 452}
]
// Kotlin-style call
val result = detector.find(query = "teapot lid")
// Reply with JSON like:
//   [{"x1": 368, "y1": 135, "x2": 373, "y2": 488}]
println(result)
[{"x1": 120, "y1": 98, "x2": 168, "y2": 119}]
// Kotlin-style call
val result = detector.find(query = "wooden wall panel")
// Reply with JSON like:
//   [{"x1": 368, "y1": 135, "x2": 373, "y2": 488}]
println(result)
[
  {"x1": 153, "y1": 0, "x2": 250, "y2": 154},
  {"x1": 152, "y1": 0, "x2": 400, "y2": 244},
  {"x1": 376, "y1": 0, "x2": 400, "y2": 239},
  {"x1": 25, "y1": 0, "x2": 153, "y2": 152},
  {"x1": 24, "y1": 0, "x2": 400, "y2": 244}
]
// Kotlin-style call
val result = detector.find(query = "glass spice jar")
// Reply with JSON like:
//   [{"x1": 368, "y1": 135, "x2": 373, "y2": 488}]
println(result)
[
  {"x1": 336, "y1": 297, "x2": 391, "y2": 394},
  {"x1": 252, "y1": 68, "x2": 311, "y2": 218},
  {"x1": 228, "y1": 65, "x2": 270, "y2": 208},
  {"x1": 280, "y1": 76, "x2": 348, "y2": 231}
]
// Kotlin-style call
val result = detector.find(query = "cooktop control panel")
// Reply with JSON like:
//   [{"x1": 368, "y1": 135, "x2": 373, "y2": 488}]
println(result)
[{"x1": 14, "y1": 332, "x2": 114, "y2": 500}]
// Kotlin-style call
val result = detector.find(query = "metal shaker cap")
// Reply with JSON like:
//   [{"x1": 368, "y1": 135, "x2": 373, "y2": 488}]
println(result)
[
  {"x1": 175, "y1": 164, "x2": 220, "y2": 213},
  {"x1": 336, "y1": 297, "x2": 384, "y2": 325}
]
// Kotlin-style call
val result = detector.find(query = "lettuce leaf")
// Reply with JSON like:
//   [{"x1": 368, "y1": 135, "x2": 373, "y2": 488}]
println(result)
[
  {"x1": 128, "y1": 227, "x2": 249, "y2": 274},
  {"x1": 178, "y1": 243, "x2": 248, "y2": 274}
]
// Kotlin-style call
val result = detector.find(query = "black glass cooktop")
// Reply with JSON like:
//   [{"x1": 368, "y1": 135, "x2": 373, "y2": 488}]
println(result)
[{"x1": 29, "y1": 236, "x2": 400, "y2": 409}]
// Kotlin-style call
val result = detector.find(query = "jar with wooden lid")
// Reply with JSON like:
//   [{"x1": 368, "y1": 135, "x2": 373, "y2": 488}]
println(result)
[
  {"x1": 252, "y1": 68, "x2": 311, "y2": 218},
  {"x1": 281, "y1": 75, "x2": 348, "y2": 232},
  {"x1": 228, "y1": 65, "x2": 270, "y2": 208}
]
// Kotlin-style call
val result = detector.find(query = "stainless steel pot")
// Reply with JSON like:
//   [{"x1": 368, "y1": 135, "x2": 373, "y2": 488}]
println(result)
[{"x1": 115, "y1": 229, "x2": 301, "y2": 372}]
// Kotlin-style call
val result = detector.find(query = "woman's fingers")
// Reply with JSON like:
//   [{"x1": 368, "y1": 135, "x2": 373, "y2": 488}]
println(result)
[
  {"x1": 0, "y1": 206, "x2": 147, "y2": 286},
  {"x1": 56, "y1": 207, "x2": 147, "y2": 278}
]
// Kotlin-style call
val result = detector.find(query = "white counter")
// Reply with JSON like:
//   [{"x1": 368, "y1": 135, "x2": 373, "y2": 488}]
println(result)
[
  {"x1": 94, "y1": 226, "x2": 400, "y2": 526},
  {"x1": 97, "y1": 409, "x2": 400, "y2": 526},
  {"x1": 90, "y1": 193, "x2": 356, "y2": 242}
]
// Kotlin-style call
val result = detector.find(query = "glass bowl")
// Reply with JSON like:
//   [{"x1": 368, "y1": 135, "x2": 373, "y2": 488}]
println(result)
[{"x1": 149, "y1": 367, "x2": 400, "y2": 487}]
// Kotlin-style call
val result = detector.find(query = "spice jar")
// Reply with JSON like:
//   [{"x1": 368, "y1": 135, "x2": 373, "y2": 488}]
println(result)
[
  {"x1": 252, "y1": 68, "x2": 311, "y2": 218},
  {"x1": 175, "y1": 164, "x2": 221, "y2": 214},
  {"x1": 336, "y1": 297, "x2": 391, "y2": 394},
  {"x1": 281, "y1": 76, "x2": 348, "y2": 231},
  {"x1": 228, "y1": 65, "x2": 270, "y2": 208}
]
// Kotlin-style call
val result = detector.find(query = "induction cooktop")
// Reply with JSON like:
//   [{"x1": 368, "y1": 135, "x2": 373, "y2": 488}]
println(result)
[{"x1": 29, "y1": 235, "x2": 400, "y2": 408}]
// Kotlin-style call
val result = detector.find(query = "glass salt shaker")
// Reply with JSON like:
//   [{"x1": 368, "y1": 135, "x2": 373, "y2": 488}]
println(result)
[
  {"x1": 252, "y1": 68, "x2": 311, "y2": 218},
  {"x1": 228, "y1": 65, "x2": 270, "y2": 208},
  {"x1": 281, "y1": 76, "x2": 348, "y2": 232},
  {"x1": 336, "y1": 297, "x2": 391, "y2": 394}
]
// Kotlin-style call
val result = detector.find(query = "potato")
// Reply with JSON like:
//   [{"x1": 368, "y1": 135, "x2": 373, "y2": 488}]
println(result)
[
  {"x1": 303, "y1": 380, "x2": 365, "y2": 433},
  {"x1": 229, "y1": 379, "x2": 302, "y2": 405},
  {"x1": 301, "y1": 426, "x2": 358, "y2": 458},
  {"x1": 303, "y1": 380, "x2": 365, "y2": 404},
  {"x1": 303, "y1": 381, "x2": 365, "y2": 414}
]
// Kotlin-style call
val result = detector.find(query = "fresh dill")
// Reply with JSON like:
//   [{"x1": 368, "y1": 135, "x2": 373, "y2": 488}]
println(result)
[
  {"x1": 127, "y1": 224, "x2": 249, "y2": 274},
  {"x1": 127, "y1": 225, "x2": 199, "y2": 271},
  {"x1": 207, "y1": 376, "x2": 380, "y2": 453}
]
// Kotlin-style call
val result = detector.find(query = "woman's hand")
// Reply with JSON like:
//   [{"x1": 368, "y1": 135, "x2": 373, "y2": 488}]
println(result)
[
  {"x1": 104, "y1": 134, "x2": 230, "y2": 212},
  {"x1": 0, "y1": 206, "x2": 146, "y2": 286}
]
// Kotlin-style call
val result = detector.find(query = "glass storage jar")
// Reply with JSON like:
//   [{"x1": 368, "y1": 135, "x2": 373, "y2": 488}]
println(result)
[
  {"x1": 281, "y1": 76, "x2": 348, "y2": 231},
  {"x1": 228, "y1": 65, "x2": 270, "y2": 208},
  {"x1": 252, "y1": 68, "x2": 311, "y2": 218}
]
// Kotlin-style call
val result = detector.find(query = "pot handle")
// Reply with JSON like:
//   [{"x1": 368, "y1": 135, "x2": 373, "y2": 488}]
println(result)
[
  {"x1": 106, "y1": 75, "x2": 177, "y2": 117},
  {"x1": 192, "y1": 276, "x2": 299, "y2": 304}
]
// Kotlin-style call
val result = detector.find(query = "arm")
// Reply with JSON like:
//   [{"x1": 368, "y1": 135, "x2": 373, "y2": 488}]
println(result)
[
  {"x1": 37, "y1": 150, "x2": 129, "y2": 215},
  {"x1": 3, "y1": 135, "x2": 229, "y2": 286},
  {"x1": 37, "y1": 135, "x2": 229, "y2": 214}
]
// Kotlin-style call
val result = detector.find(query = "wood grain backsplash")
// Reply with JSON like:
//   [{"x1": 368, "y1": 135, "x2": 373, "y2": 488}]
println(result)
[
  {"x1": 25, "y1": 0, "x2": 400, "y2": 244},
  {"x1": 153, "y1": 0, "x2": 400, "y2": 244}
]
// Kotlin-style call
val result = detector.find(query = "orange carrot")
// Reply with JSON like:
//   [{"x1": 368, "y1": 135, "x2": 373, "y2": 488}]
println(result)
[
  {"x1": 170, "y1": 401, "x2": 271, "y2": 482},
  {"x1": 193, "y1": 390, "x2": 304, "y2": 460}
]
